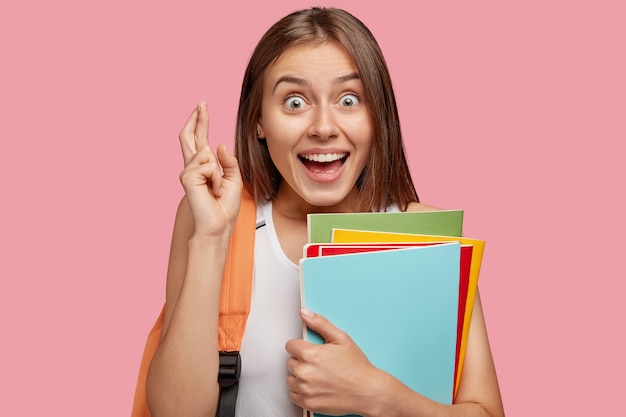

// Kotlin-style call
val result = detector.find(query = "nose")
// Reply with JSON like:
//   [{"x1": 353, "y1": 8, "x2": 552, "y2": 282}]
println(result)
[{"x1": 307, "y1": 104, "x2": 339, "y2": 140}]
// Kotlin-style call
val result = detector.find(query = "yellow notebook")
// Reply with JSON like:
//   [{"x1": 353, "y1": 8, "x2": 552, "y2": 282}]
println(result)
[{"x1": 331, "y1": 229, "x2": 485, "y2": 396}]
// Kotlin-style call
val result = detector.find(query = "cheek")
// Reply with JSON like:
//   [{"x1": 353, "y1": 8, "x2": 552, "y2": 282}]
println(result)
[
  {"x1": 352, "y1": 123, "x2": 374, "y2": 171},
  {"x1": 345, "y1": 110, "x2": 373, "y2": 137},
  {"x1": 263, "y1": 109, "x2": 300, "y2": 140},
  {"x1": 264, "y1": 135, "x2": 295, "y2": 174},
  {"x1": 349, "y1": 119, "x2": 374, "y2": 152}
]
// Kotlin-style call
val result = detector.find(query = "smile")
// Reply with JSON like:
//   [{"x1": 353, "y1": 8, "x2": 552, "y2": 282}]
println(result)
[{"x1": 298, "y1": 152, "x2": 348, "y2": 177}]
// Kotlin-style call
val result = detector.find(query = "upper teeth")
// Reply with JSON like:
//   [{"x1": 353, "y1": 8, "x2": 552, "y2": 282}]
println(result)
[{"x1": 301, "y1": 153, "x2": 346, "y2": 163}]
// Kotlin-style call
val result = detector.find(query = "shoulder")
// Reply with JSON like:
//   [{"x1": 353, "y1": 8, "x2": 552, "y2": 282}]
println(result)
[{"x1": 403, "y1": 201, "x2": 442, "y2": 212}]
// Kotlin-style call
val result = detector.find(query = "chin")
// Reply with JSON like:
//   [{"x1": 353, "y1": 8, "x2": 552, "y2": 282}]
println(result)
[{"x1": 298, "y1": 187, "x2": 357, "y2": 210}]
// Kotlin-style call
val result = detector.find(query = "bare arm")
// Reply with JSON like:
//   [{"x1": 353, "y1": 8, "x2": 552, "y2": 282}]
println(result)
[{"x1": 146, "y1": 102, "x2": 243, "y2": 417}]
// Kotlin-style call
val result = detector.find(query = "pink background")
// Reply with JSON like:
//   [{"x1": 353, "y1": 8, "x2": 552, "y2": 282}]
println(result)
[{"x1": 1, "y1": 0, "x2": 624, "y2": 415}]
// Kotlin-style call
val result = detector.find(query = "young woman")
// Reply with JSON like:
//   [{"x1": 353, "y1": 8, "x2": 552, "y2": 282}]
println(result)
[{"x1": 146, "y1": 7, "x2": 504, "y2": 417}]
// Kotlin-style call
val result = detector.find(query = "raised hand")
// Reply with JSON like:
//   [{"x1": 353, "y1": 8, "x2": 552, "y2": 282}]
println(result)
[
  {"x1": 178, "y1": 101, "x2": 243, "y2": 238},
  {"x1": 285, "y1": 309, "x2": 387, "y2": 416}
]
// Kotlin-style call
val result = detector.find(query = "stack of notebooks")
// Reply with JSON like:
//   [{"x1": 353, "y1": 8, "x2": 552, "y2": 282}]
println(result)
[{"x1": 299, "y1": 210, "x2": 484, "y2": 417}]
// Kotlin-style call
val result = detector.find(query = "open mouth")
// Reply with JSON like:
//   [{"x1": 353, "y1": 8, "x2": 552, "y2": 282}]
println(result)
[{"x1": 299, "y1": 152, "x2": 348, "y2": 175}]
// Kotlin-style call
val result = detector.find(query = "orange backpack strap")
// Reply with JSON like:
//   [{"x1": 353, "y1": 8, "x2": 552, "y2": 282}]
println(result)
[
  {"x1": 131, "y1": 306, "x2": 165, "y2": 417},
  {"x1": 218, "y1": 189, "x2": 256, "y2": 352},
  {"x1": 131, "y1": 189, "x2": 256, "y2": 417}
]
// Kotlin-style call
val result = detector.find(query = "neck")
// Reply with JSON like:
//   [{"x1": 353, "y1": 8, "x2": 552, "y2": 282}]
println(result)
[{"x1": 272, "y1": 183, "x2": 363, "y2": 221}]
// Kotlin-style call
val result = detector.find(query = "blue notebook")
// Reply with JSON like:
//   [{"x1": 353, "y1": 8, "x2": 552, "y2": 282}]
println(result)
[{"x1": 299, "y1": 243, "x2": 460, "y2": 416}]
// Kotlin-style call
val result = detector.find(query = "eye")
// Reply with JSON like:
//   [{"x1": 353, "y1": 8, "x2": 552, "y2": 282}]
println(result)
[
  {"x1": 284, "y1": 96, "x2": 306, "y2": 110},
  {"x1": 339, "y1": 93, "x2": 360, "y2": 107}
]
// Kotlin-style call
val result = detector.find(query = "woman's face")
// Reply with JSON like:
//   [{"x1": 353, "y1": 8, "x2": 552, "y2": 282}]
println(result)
[{"x1": 258, "y1": 42, "x2": 373, "y2": 210}]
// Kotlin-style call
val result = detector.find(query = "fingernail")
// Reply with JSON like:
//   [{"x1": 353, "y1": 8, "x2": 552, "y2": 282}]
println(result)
[{"x1": 301, "y1": 308, "x2": 315, "y2": 319}]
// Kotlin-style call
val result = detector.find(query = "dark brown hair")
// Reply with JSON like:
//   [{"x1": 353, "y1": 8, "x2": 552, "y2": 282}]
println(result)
[{"x1": 235, "y1": 7, "x2": 419, "y2": 211}]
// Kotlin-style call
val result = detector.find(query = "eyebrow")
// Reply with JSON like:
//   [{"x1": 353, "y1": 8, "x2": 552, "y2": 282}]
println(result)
[{"x1": 272, "y1": 73, "x2": 361, "y2": 93}]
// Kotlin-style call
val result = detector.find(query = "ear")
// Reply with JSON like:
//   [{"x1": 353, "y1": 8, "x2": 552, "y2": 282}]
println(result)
[{"x1": 256, "y1": 122, "x2": 266, "y2": 140}]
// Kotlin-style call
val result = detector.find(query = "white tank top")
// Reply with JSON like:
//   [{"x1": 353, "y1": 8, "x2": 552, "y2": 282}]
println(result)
[
  {"x1": 235, "y1": 200, "x2": 400, "y2": 416},
  {"x1": 235, "y1": 201, "x2": 303, "y2": 417}
]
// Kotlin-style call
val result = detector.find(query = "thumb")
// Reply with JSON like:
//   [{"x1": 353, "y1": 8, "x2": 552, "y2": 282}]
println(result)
[
  {"x1": 301, "y1": 308, "x2": 347, "y2": 345},
  {"x1": 216, "y1": 144, "x2": 241, "y2": 182}
]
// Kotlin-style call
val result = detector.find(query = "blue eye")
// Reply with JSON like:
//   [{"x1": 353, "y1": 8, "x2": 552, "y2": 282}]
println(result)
[
  {"x1": 284, "y1": 96, "x2": 305, "y2": 110},
  {"x1": 339, "y1": 94, "x2": 359, "y2": 107}
]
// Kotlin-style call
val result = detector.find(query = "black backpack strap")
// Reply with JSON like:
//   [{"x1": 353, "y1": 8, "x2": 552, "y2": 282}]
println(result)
[{"x1": 216, "y1": 351, "x2": 241, "y2": 417}]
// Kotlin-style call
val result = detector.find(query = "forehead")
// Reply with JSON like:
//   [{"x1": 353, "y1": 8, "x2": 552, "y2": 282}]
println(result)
[{"x1": 264, "y1": 42, "x2": 359, "y2": 86}]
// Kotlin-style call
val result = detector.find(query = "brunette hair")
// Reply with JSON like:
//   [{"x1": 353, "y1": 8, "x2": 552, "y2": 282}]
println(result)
[{"x1": 235, "y1": 7, "x2": 419, "y2": 211}]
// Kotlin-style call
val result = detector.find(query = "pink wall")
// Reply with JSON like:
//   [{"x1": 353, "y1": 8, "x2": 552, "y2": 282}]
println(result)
[{"x1": 1, "y1": 1, "x2": 624, "y2": 415}]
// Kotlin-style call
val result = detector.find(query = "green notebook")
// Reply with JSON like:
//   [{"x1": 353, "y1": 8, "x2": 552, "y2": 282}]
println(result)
[{"x1": 307, "y1": 210, "x2": 464, "y2": 243}]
